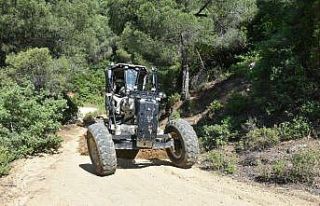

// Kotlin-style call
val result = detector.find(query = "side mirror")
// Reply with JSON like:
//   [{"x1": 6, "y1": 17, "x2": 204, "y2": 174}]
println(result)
[{"x1": 159, "y1": 92, "x2": 166, "y2": 99}]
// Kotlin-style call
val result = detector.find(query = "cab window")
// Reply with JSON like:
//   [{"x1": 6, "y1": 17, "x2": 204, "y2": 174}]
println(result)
[{"x1": 125, "y1": 69, "x2": 138, "y2": 91}]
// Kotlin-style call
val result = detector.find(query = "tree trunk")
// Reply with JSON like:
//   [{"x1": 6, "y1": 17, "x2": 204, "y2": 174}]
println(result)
[
  {"x1": 182, "y1": 63, "x2": 190, "y2": 100},
  {"x1": 191, "y1": 48, "x2": 208, "y2": 89},
  {"x1": 180, "y1": 33, "x2": 190, "y2": 100}
]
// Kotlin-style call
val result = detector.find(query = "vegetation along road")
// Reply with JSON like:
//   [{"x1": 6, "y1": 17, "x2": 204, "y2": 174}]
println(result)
[{"x1": 0, "y1": 0, "x2": 319, "y2": 205}]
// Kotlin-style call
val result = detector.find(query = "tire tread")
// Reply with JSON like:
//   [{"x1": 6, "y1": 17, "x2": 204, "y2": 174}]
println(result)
[
  {"x1": 87, "y1": 123, "x2": 117, "y2": 176},
  {"x1": 165, "y1": 119, "x2": 199, "y2": 168}
]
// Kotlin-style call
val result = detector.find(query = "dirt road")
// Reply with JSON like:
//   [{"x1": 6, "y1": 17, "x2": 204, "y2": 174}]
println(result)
[{"x1": 0, "y1": 125, "x2": 319, "y2": 206}]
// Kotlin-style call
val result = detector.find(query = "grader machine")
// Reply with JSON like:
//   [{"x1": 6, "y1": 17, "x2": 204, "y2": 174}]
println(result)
[{"x1": 87, "y1": 63, "x2": 199, "y2": 175}]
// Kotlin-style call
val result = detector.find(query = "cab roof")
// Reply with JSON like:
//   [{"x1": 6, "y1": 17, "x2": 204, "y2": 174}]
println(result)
[{"x1": 109, "y1": 63, "x2": 148, "y2": 72}]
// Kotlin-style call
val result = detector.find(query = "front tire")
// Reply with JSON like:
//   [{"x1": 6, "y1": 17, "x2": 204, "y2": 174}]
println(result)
[
  {"x1": 165, "y1": 119, "x2": 199, "y2": 168},
  {"x1": 87, "y1": 123, "x2": 117, "y2": 176}
]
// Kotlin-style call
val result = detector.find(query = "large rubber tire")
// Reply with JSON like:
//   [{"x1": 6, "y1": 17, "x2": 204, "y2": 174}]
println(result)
[
  {"x1": 116, "y1": 149, "x2": 139, "y2": 159},
  {"x1": 165, "y1": 119, "x2": 199, "y2": 168},
  {"x1": 87, "y1": 123, "x2": 117, "y2": 176}
]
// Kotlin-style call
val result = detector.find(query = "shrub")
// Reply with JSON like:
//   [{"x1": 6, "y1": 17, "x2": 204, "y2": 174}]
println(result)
[
  {"x1": 272, "y1": 160, "x2": 287, "y2": 177},
  {"x1": 256, "y1": 160, "x2": 290, "y2": 183},
  {"x1": 62, "y1": 93, "x2": 79, "y2": 124},
  {"x1": 207, "y1": 150, "x2": 238, "y2": 174},
  {"x1": 71, "y1": 68, "x2": 105, "y2": 105},
  {"x1": 231, "y1": 52, "x2": 260, "y2": 77},
  {"x1": 200, "y1": 118, "x2": 236, "y2": 150},
  {"x1": 0, "y1": 84, "x2": 65, "y2": 154},
  {"x1": 0, "y1": 83, "x2": 66, "y2": 175},
  {"x1": 115, "y1": 48, "x2": 132, "y2": 63},
  {"x1": 0, "y1": 146, "x2": 15, "y2": 176},
  {"x1": 300, "y1": 101, "x2": 320, "y2": 122},
  {"x1": 256, "y1": 149, "x2": 320, "y2": 184},
  {"x1": 241, "y1": 117, "x2": 258, "y2": 132},
  {"x1": 201, "y1": 125, "x2": 229, "y2": 149},
  {"x1": 290, "y1": 149, "x2": 320, "y2": 183},
  {"x1": 3, "y1": 48, "x2": 78, "y2": 124},
  {"x1": 207, "y1": 100, "x2": 223, "y2": 116},
  {"x1": 83, "y1": 111, "x2": 102, "y2": 126},
  {"x1": 235, "y1": 140, "x2": 245, "y2": 152},
  {"x1": 170, "y1": 110, "x2": 181, "y2": 120},
  {"x1": 167, "y1": 93, "x2": 181, "y2": 107},
  {"x1": 256, "y1": 164, "x2": 272, "y2": 181},
  {"x1": 243, "y1": 127, "x2": 280, "y2": 151},
  {"x1": 278, "y1": 117, "x2": 311, "y2": 141},
  {"x1": 6, "y1": 48, "x2": 70, "y2": 93}
]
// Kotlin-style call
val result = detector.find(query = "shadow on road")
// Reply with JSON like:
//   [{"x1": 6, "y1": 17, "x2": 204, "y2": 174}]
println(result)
[
  {"x1": 79, "y1": 158, "x2": 173, "y2": 175},
  {"x1": 79, "y1": 163, "x2": 96, "y2": 175},
  {"x1": 117, "y1": 158, "x2": 173, "y2": 169}
]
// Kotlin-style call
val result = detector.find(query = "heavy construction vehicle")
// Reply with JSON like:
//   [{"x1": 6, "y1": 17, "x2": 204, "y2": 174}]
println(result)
[{"x1": 86, "y1": 63, "x2": 199, "y2": 176}]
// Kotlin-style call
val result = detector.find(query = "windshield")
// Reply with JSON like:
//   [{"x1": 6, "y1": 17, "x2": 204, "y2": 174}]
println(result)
[{"x1": 125, "y1": 69, "x2": 138, "y2": 91}]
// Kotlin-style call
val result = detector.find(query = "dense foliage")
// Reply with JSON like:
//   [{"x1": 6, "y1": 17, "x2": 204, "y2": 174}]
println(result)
[
  {"x1": 0, "y1": 80, "x2": 66, "y2": 175},
  {"x1": 198, "y1": 0, "x2": 320, "y2": 148},
  {"x1": 0, "y1": 0, "x2": 319, "y2": 185},
  {"x1": 249, "y1": 0, "x2": 320, "y2": 124}
]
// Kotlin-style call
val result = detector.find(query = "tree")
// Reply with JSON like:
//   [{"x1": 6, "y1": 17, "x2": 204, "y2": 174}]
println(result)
[
  {"x1": 108, "y1": 0, "x2": 209, "y2": 99},
  {"x1": 107, "y1": 0, "x2": 256, "y2": 99},
  {"x1": 0, "y1": 0, "x2": 114, "y2": 66},
  {"x1": 248, "y1": 0, "x2": 320, "y2": 120},
  {"x1": 5, "y1": 48, "x2": 69, "y2": 93}
]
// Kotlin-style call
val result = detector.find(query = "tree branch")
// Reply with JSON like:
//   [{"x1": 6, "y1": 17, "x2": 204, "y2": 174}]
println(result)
[{"x1": 195, "y1": 0, "x2": 212, "y2": 17}]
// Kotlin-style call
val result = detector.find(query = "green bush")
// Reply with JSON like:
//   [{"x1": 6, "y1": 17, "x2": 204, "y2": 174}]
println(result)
[
  {"x1": 83, "y1": 111, "x2": 101, "y2": 126},
  {"x1": 0, "y1": 83, "x2": 65, "y2": 176},
  {"x1": 170, "y1": 110, "x2": 181, "y2": 120},
  {"x1": 231, "y1": 52, "x2": 260, "y2": 77},
  {"x1": 0, "y1": 146, "x2": 15, "y2": 176},
  {"x1": 272, "y1": 160, "x2": 288, "y2": 177},
  {"x1": 200, "y1": 118, "x2": 235, "y2": 150},
  {"x1": 290, "y1": 149, "x2": 320, "y2": 183},
  {"x1": 256, "y1": 159, "x2": 290, "y2": 183},
  {"x1": 257, "y1": 149, "x2": 320, "y2": 184},
  {"x1": 207, "y1": 100, "x2": 223, "y2": 115},
  {"x1": 272, "y1": 160, "x2": 291, "y2": 183},
  {"x1": 71, "y1": 68, "x2": 105, "y2": 106},
  {"x1": 201, "y1": 125, "x2": 228, "y2": 149},
  {"x1": 243, "y1": 127, "x2": 280, "y2": 151},
  {"x1": 242, "y1": 117, "x2": 258, "y2": 132},
  {"x1": 300, "y1": 101, "x2": 320, "y2": 122},
  {"x1": 6, "y1": 48, "x2": 70, "y2": 93},
  {"x1": 168, "y1": 93, "x2": 181, "y2": 107},
  {"x1": 207, "y1": 150, "x2": 238, "y2": 174},
  {"x1": 278, "y1": 117, "x2": 311, "y2": 141}
]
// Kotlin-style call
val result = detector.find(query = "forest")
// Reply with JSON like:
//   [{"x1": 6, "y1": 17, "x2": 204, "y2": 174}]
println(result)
[{"x1": 0, "y1": 0, "x2": 320, "y2": 189}]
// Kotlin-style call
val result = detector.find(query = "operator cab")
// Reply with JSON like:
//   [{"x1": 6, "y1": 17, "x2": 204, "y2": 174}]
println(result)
[
  {"x1": 105, "y1": 63, "x2": 164, "y2": 128},
  {"x1": 106, "y1": 63, "x2": 156, "y2": 96}
]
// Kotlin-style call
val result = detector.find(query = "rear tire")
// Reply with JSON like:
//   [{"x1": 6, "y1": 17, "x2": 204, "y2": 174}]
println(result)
[
  {"x1": 87, "y1": 123, "x2": 117, "y2": 176},
  {"x1": 165, "y1": 119, "x2": 199, "y2": 168}
]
